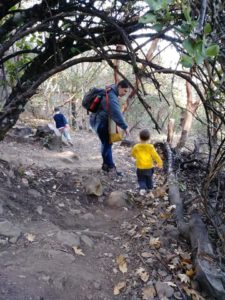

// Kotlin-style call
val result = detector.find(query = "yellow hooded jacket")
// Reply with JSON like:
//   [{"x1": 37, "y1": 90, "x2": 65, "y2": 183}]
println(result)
[{"x1": 131, "y1": 143, "x2": 163, "y2": 169}]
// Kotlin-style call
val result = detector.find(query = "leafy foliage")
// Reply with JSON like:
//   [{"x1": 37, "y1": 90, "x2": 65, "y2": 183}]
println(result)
[{"x1": 141, "y1": 0, "x2": 221, "y2": 67}]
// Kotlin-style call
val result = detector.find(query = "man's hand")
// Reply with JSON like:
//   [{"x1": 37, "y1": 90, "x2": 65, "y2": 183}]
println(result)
[{"x1": 124, "y1": 127, "x2": 130, "y2": 137}]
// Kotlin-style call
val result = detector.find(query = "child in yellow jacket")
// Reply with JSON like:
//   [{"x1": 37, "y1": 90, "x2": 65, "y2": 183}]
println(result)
[{"x1": 131, "y1": 129, "x2": 163, "y2": 195}]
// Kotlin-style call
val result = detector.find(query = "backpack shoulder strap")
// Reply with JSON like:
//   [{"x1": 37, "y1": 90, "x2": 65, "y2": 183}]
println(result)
[{"x1": 105, "y1": 85, "x2": 111, "y2": 111}]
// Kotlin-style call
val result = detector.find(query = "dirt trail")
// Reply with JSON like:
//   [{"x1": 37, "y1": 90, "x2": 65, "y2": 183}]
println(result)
[
  {"x1": 0, "y1": 131, "x2": 103, "y2": 171},
  {"x1": 0, "y1": 130, "x2": 139, "y2": 300},
  {"x1": 0, "y1": 130, "x2": 199, "y2": 300}
]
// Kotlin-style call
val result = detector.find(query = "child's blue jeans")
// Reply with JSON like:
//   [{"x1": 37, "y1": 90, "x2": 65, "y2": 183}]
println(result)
[{"x1": 137, "y1": 168, "x2": 154, "y2": 190}]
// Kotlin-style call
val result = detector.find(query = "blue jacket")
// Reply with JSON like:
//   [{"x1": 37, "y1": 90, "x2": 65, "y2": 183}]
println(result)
[
  {"x1": 90, "y1": 84, "x2": 128, "y2": 131},
  {"x1": 53, "y1": 112, "x2": 68, "y2": 129}
]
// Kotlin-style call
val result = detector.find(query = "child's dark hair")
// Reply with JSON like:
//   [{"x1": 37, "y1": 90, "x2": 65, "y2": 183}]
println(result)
[
  {"x1": 54, "y1": 107, "x2": 60, "y2": 112},
  {"x1": 117, "y1": 79, "x2": 129, "y2": 89},
  {"x1": 140, "y1": 129, "x2": 150, "y2": 141}
]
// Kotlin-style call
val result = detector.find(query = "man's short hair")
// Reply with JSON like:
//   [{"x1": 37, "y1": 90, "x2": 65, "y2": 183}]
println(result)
[
  {"x1": 117, "y1": 80, "x2": 129, "y2": 89},
  {"x1": 54, "y1": 107, "x2": 60, "y2": 112},
  {"x1": 140, "y1": 129, "x2": 150, "y2": 141}
]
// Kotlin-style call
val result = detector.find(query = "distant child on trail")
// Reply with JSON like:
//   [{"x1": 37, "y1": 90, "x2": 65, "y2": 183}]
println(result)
[
  {"x1": 131, "y1": 129, "x2": 163, "y2": 195},
  {"x1": 53, "y1": 107, "x2": 73, "y2": 147}
]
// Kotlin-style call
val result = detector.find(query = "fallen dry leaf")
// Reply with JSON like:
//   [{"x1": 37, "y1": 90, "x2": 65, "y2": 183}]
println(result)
[
  {"x1": 186, "y1": 268, "x2": 195, "y2": 278},
  {"x1": 183, "y1": 287, "x2": 206, "y2": 300},
  {"x1": 149, "y1": 237, "x2": 161, "y2": 249},
  {"x1": 160, "y1": 212, "x2": 172, "y2": 219},
  {"x1": 113, "y1": 281, "x2": 126, "y2": 295},
  {"x1": 175, "y1": 247, "x2": 191, "y2": 260},
  {"x1": 136, "y1": 267, "x2": 149, "y2": 282},
  {"x1": 166, "y1": 205, "x2": 176, "y2": 212},
  {"x1": 142, "y1": 286, "x2": 156, "y2": 300},
  {"x1": 171, "y1": 256, "x2": 180, "y2": 266},
  {"x1": 147, "y1": 208, "x2": 155, "y2": 214},
  {"x1": 127, "y1": 226, "x2": 137, "y2": 236},
  {"x1": 168, "y1": 264, "x2": 176, "y2": 270},
  {"x1": 146, "y1": 191, "x2": 154, "y2": 199},
  {"x1": 72, "y1": 246, "x2": 85, "y2": 256},
  {"x1": 181, "y1": 262, "x2": 193, "y2": 271},
  {"x1": 25, "y1": 233, "x2": 36, "y2": 242},
  {"x1": 141, "y1": 252, "x2": 153, "y2": 258},
  {"x1": 141, "y1": 227, "x2": 151, "y2": 236},
  {"x1": 165, "y1": 281, "x2": 177, "y2": 288},
  {"x1": 177, "y1": 273, "x2": 190, "y2": 283},
  {"x1": 116, "y1": 255, "x2": 127, "y2": 273}
]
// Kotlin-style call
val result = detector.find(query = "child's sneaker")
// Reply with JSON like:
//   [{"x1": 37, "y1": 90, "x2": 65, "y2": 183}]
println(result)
[{"x1": 139, "y1": 189, "x2": 146, "y2": 196}]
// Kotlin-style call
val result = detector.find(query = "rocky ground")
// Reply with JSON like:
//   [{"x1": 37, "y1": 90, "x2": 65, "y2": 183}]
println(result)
[{"x1": 0, "y1": 128, "x2": 215, "y2": 300}]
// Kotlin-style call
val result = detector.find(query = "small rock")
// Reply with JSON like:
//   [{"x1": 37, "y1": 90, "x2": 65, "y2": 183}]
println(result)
[
  {"x1": 85, "y1": 177, "x2": 103, "y2": 196},
  {"x1": 93, "y1": 281, "x2": 101, "y2": 290},
  {"x1": 158, "y1": 270, "x2": 167, "y2": 277},
  {"x1": 56, "y1": 230, "x2": 80, "y2": 247},
  {"x1": 21, "y1": 178, "x2": 29, "y2": 186},
  {"x1": 105, "y1": 252, "x2": 113, "y2": 257},
  {"x1": 8, "y1": 169, "x2": 15, "y2": 179},
  {"x1": 159, "y1": 248, "x2": 167, "y2": 255},
  {"x1": 155, "y1": 281, "x2": 174, "y2": 298},
  {"x1": 28, "y1": 189, "x2": 42, "y2": 198},
  {"x1": 70, "y1": 209, "x2": 81, "y2": 215},
  {"x1": 0, "y1": 202, "x2": 3, "y2": 215},
  {"x1": 24, "y1": 170, "x2": 35, "y2": 177},
  {"x1": 60, "y1": 157, "x2": 74, "y2": 164},
  {"x1": 36, "y1": 206, "x2": 43, "y2": 215},
  {"x1": 9, "y1": 236, "x2": 18, "y2": 244},
  {"x1": 164, "y1": 275, "x2": 172, "y2": 281},
  {"x1": 56, "y1": 172, "x2": 64, "y2": 178},
  {"x1": 174, "y1": 292, "x2": 183, "y2": 299},
  {"x1": 106, "y1": 191, "x2": 128, "y2": 208},
  {"x1": 81, "y1": 235, "x2": 94, "y2": 248},
  {"x1": 0, "y1": 220, "x2": 21, "y2": 240},
  {"x1": 40, "y1": 275, "x2": 51, "y2": 283},
  {"x1": 74, "y1": 200, "x2": 81, "y2": 206},
  {"x1": 81, "y1": 213, "x2": 95, "y2": 221},
  {"x1": 0, "y1": 237, "x2": 8, "y2": 245},
  {"x1": 11, "y1": 193, "x2": 17, "y2": 199}
]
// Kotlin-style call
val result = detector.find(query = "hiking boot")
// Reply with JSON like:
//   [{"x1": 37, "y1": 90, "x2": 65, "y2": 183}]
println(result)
[
  {"x1": 102, "y1": 163, "x2": 109, "y2": 172},
  {"x1": 108, "y1": 166, "x2": 123, "y2": 177},
  {"x1": 68, "y1": 141, "x2": 74, "y2": 147}
]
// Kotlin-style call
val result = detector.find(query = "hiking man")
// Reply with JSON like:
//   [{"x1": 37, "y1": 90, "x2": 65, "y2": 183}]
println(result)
[
  {"x1": 53, "y1": 107, "x2": 73, "y2": 147},
  {"x1": 90, "y1": 80, "x2": 130, "y2": 175}
]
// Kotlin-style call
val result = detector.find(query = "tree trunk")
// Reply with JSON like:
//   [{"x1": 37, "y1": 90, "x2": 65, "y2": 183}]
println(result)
[
  {"x1": 113, "y1": 45, "x2": 124, "y2": 84},
  {"x1": 71, "y1": 100, "x2": 76, "y2": 129},
  {"x1": 167, "y1": 118, "x2": 175, "y2": 146},
  {"x1": 176, "y1": 81, "x2": 200, "y2": 150}
]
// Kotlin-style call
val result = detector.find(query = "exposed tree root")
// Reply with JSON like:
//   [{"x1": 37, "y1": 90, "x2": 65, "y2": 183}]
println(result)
[{"x1": 165, "y1": 142, "x2": 225, "y2": 299}]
